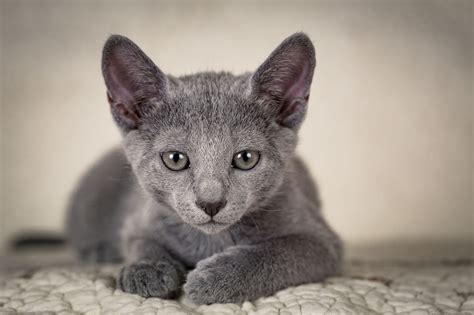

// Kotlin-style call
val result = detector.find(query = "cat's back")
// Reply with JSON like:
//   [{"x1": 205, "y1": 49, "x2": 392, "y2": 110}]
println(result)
[
  {"x1": 291, "y1": 155, "x2": 321, "y2": 209},
  {"x1": 66, "y1": 146, "x2": 140, "y2": 261}
]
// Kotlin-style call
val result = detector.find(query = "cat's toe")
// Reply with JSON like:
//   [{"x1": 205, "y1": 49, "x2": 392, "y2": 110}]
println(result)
[
  {"x1": 183, "y1": 268, "x2": 216, "y2": 304},
  {"x1": 184, "y1": 256, "x2": 243, "y2": 304},
  {"x1": 118, "y1": 261, "x2": 182, "y2": 298}
]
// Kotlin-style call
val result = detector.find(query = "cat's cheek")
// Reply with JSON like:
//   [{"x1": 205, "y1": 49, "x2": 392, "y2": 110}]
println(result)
[
  {"x1": 253, "y1": 158, "x2": 282, "y2": 187},
  {"x1": 137, "y1": 162, "x2": 192, "y2": 210}
]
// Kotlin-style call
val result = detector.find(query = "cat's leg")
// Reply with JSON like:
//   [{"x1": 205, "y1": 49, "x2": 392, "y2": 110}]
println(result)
[
  {"x1": 184, "y1": 233, "x2": 343, "y2": 304},
  {"x1": 118, "y1": 238, "x2": 187, "y2": 299}
]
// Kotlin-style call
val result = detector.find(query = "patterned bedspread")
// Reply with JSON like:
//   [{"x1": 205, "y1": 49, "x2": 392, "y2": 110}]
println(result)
[{"x1": 0, "y1": 249, "x2": 473, "y2": 314}]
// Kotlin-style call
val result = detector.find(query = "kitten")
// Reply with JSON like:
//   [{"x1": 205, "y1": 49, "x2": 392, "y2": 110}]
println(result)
[{"x1": 66, "y1": 32, "x2": 343, "y2": 304}]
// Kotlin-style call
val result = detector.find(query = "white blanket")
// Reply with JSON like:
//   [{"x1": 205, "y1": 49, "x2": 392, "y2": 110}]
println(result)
[{"x1": 0, "y1": 250, "x2": 473, "y2": 314}]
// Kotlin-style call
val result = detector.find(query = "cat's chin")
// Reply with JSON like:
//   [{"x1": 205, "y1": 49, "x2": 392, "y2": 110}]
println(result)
[{"x1": 193, "y1": 221, "x2": 231, "y2": 234}]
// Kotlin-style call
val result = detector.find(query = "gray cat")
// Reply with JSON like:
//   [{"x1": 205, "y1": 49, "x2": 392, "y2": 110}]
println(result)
[{"x1": 66, "y1": 32, "x2": 343, "y2": 304}]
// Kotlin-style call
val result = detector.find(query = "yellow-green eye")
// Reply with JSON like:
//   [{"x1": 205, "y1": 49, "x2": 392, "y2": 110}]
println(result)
[
  {"x1": 232, "y1": 150, "x2": 260, "y2": 170},
  {"x1": 161, "y1": 151, "x2": 190, "y2": 171}
]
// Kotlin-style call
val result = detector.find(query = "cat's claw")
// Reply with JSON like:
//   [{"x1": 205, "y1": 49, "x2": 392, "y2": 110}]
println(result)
[{"x1": 118, "y1": 261, "x2": 182, "y2": 299}]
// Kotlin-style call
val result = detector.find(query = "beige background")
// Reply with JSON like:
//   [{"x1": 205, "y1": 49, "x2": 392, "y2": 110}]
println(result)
[{"x1": 0, "y1": 0, "x2": 472, "y2": 254}]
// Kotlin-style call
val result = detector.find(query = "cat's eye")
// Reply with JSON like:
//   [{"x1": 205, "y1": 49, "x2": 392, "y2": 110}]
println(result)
[
  {"x1": 232, "y1": 150, "x2": 260, "y2": 170},
  {"x1": 161, "y1": 151, "x2": 190, "y2": 171}
]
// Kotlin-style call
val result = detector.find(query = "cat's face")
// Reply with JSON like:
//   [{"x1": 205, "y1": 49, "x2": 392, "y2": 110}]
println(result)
[
  {"x1": 102, "y1": 33, "x2": 315, "y2": 234},
  {"x1": 121, "y1": 74, "x2": 297, "y2": 234}
]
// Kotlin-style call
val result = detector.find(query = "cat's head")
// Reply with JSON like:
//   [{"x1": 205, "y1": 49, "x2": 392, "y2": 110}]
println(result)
[{"x1": 101, "y1": 33, "x2": 315, "y2": 234}]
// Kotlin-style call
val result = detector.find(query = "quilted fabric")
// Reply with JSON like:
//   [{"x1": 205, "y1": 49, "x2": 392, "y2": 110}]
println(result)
[{"x1": 0, "y1": 256, "x2": 473, "y2": 314}]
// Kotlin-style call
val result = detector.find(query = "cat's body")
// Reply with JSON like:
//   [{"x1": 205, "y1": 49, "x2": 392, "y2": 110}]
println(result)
[
  {"x1": 66, "y1": 34, "x2": 343, "y2": 304},
  {"x1": 68, "y1": 146, "x2": 331, "y2": 267}
]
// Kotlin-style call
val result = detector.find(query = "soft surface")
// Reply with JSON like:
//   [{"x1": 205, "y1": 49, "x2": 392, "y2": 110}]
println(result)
[{"x1": 0, "y1": 251, "x2": 473, "y2": 314}]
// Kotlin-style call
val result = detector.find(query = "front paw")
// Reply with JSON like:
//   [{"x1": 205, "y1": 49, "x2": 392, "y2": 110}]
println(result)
[
  {"x1": 118, "y1": 260, "x2": 183, "y2": 298},
  {"x1": 184, "y1": 249, "x2": 246, "y2": 304}
]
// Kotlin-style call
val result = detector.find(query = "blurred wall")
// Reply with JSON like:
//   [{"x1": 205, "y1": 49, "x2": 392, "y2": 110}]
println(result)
[{"x1": 0, "y1": 0, "x2": 472, "y2": 252}]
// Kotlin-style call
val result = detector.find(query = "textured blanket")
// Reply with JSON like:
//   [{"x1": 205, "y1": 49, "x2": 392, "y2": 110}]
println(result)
[{"x1": 0, "y1": 250, "x2": 473, "y2": 314}]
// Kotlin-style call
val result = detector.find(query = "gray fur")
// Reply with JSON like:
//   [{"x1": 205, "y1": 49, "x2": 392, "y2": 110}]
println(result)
[{"x1": 66, "y1": 32, "x2": 343, "y2": 304}]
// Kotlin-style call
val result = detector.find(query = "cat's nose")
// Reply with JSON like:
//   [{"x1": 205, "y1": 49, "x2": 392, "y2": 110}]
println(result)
[{"x1": 195, "y1": 200, "x2": 227, "y2": 217}]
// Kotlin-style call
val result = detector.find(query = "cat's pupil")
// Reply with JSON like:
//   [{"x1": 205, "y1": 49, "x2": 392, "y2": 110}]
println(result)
[
  {"x1": 171, "y1": 153, "x2": 181, "y2": 163},
  {"x1": 242, "y1": 152, "x2": 251, "y2": 162}
]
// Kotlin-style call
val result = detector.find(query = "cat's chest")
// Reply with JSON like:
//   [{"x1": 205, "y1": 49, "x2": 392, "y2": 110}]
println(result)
[{"x1": 158, "y1": 220, "x2": 236, "y2": 267}]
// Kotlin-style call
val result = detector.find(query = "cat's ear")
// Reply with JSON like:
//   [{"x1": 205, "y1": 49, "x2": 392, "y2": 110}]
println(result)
[
  {"x1": 250, "y1": 33, "x2": 316, "y2": 129},
  {"x1": 102, "y1": 35, "x2": 168, "y2": 131}
]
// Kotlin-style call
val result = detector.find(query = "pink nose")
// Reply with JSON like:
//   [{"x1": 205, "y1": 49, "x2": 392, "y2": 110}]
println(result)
[{"x1": 195, "y1": 200, "x2": 227, "y2": 217}]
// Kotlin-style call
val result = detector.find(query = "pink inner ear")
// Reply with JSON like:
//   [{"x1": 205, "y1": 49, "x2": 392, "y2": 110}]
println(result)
[
  {"x1": 106, "y1": 59, "x2": 142, "y2": 129},
  {"x1": 277, "y1": 59, "x2": 311, "y2": 125},
  {"x1": 282, "y1": 60, "x2": 311, "y2": 106},
  {"x1": 115, "y1": 103, "x2": 140, "y2": 127},
  {"x1": 107, "y1": 61, "x2": 137, "y2": 107}
]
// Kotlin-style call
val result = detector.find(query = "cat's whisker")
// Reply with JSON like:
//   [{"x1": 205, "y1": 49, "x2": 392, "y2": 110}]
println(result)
[
  {"x1": 256, "y1": 208, "x2": 286, "y2": 212},
  {"x1": 249, "y1": 216, "x2": 261, "y2": 233}
]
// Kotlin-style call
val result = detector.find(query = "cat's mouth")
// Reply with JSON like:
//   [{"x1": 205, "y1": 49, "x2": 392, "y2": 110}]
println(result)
[
  {"x1": 196, "y1": 219, "x2": 228, "y2": 227},
  {"x1": 195, "y1": 219, "x2": 230, "y2": 234}
]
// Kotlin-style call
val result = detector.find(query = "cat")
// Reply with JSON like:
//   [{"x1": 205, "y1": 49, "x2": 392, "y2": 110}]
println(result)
[{"x1": 66, "y1": 32, "x2": 343, "y2": 304}]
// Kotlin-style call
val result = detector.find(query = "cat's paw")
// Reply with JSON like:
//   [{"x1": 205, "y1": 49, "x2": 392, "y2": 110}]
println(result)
[
  {"x1": 118, "y1": 260, "x2": 182, "y2": 298},
  {"x1": 184, "y1": 248, "x2": 247, "y2": 304}
]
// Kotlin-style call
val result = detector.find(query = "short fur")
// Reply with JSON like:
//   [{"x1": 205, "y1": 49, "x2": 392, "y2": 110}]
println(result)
[{"x1": 66, "y1": 33, "x2": 343, "y2": 304}]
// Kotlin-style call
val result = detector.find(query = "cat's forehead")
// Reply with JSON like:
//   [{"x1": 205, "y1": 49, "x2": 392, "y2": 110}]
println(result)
[
  {"x1": 174, "y1": 71, "x2": 250, "y2": 95},
  {"x1": 170, "y1": 72, "x2": 249, "y2": 110},
  {"x1": 154, "y1": 124, "x2": 268, "y2": 152},
  {"x1": 161, "y1": 72, "x2": 270, "y2": 130},
  {"x1": 145, "y1": 72, "x2": 273, "y2": 151}
]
